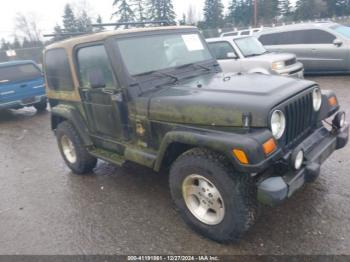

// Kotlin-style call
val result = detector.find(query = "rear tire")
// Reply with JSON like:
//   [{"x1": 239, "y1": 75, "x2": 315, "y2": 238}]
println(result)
[
  {"x1": 56, "y1": 121, "x2": 97, "y2": 174},
  {"x1": 34, "y1": 100, "x2": 47, "y2": 112},
  {"x1": 169, "y1": 148, "x2": 259, "y2": 243}
]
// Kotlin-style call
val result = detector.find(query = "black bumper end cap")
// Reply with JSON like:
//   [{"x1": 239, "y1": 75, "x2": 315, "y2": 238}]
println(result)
[
  {"x1": 336, "y1": 125, "x2": 349, "y2": 149},
  {"x1": 257, "y1": 177, "x2": 288, "y2": 206},
  {"x1": 305, "y1": 162, "x2": 321, "y2": 183}
]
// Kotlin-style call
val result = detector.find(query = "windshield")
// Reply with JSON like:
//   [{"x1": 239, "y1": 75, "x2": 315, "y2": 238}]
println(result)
[
  {"x1": 331, "y1": 25, "x2": 350, "y2": 38},
  {"x1": 234, "y1": 37, "x2": 267, "y2": 57},
  {"x1": 115, "y1": 33, "x2": 213, "y2": 76},
  {"x1": 0, "y1": 63, "x2": 41, "y2": 84}
]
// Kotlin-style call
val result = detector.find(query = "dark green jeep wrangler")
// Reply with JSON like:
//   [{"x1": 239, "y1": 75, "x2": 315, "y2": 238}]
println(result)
[{"x1": 44, "y1": 26, "x2": 348, "y2": 243}]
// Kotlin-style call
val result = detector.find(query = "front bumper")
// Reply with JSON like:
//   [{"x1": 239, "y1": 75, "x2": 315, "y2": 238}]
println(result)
[
  {"x1": 0, "y1": 95, "x2": 46, "y2": 110},
  {"x1": 276, "y1": 62, "x2": 304, "y2": 79},
  {"x1": 257, "y1": 123, "x2": 349, "y2": 206}
]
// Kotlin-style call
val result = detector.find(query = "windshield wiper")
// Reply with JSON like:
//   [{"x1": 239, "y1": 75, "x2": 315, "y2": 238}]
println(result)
[
  {"x1": 156, "y1": 72, "x2": 179, "y2": 82},
  {"x1": 194, "y1": 63, "x2": 212, "y2": 71},
  {"x1": 135, "y1": 70, "x2": 179, "y2": 83},
  {"x1": 175, "y1": 62, "x2": 214, "y2": 72},
  {"x1": 245, "y1": 53, "x2": 263, "y2": 57}
]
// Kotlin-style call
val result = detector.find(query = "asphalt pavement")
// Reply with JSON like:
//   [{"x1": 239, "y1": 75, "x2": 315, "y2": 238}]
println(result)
[{"x1": 0, "y1": 76, "x2": 349, "y2": 255}]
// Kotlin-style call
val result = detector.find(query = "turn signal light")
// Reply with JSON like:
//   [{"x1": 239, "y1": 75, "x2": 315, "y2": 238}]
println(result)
[
  {"x1": 328, "y1": 96, "x2": 337, "y2": 107},
  {"x1": 233, "y1": 149, "x2": 249, "y2": 165},
  {"x1": 263, "y1": 138, "x2": 277, "y2": 156}
]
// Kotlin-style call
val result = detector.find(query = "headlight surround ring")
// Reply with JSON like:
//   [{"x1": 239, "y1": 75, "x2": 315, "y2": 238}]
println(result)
[
  {"x1": 312, "y1": 87, "x2": 322, "y2": 111},
  {"x1": 270, "y1": 110, "x2": 286, "y2": 140}
]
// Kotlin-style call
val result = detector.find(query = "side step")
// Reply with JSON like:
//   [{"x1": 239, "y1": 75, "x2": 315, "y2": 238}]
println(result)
[{"x1": 88, "y1": 148, "x2": 126, "y2": 166}]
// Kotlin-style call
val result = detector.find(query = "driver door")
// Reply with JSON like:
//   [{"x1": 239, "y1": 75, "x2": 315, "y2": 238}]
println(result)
[{"x1": 76, "y1": 44, "x2": 125, "y2": 144}]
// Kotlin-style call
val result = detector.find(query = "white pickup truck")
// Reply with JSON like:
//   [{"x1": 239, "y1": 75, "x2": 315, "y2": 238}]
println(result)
[{"x1": 207, "y1": 35, "x2": 304, "y2": 78}]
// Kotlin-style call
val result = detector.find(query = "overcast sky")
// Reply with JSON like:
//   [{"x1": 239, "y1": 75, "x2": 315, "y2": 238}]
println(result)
[{"x1": 0, "y1": 0, "x2": 296, "y2": 41}]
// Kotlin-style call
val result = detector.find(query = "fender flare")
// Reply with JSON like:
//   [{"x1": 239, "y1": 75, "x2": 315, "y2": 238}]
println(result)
[
  {"x1": 51, "y1": 104, "x2": 93, "y2": 146},
  {"x1": 153, "y1": 129, "x2": 272, "y2": 172},
  {"x1": 319, "y1": 89, "x2": 340, "y2": 120}
]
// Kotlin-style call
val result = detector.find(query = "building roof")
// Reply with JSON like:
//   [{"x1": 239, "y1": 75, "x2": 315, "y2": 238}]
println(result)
[{"x1": 46, "y1": 26, "x2": 196, "y2": 50}]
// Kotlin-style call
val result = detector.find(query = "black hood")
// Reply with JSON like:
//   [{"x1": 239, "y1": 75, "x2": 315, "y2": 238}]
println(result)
[{"x1": 147, "y1": 73, "x2": 316, "y2": 127}]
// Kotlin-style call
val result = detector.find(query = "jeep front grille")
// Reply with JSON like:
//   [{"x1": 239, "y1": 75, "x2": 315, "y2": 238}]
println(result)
[
  {"x1": 285, "y1": 58, "x2": 296, "y2": 67},
  {"x1": 284, "y1": 92, "x2": 314, "y2": 147}
]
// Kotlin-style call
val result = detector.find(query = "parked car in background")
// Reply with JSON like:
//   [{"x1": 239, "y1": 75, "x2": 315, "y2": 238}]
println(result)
[
  {"x1": 0, "y1": 60, "x2": 47, "y2": 112},
  {"x1": 0, "y1": 61, "x2": 47, "y2": 111},
  {"x1": 221, "y1": 27, "x2": 266, "y2": 37},
  {"x1": 207, "y1": 36, "x2": 304, "y2": 78},
  {"x1": 256, "y1": 22, "x2": 350, "y2": 74}
]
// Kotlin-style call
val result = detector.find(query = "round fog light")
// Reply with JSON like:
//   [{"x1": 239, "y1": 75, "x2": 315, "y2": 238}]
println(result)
[
  {"x1": 293, "y1": 150, "x2": 304, "y2": 170},
  {"x1": 333, "y1": 111, "x2": 346, "y2": 129}
]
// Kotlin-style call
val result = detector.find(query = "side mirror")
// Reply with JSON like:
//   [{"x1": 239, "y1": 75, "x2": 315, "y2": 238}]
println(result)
[
  {"x1": 333, "y1": 38, "x2": 343, "y2": 47},
  {"x1": 227, "y1": 52, "x2": 238, "y2": 59},
  {"x1": 87, "y1": 69, "x2": 106, "y2": 89}
]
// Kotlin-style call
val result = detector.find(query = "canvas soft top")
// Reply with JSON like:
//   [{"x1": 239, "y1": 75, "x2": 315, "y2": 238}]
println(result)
[{"x1": 46, "y1": 26, "x2": 196, "y2": 50}]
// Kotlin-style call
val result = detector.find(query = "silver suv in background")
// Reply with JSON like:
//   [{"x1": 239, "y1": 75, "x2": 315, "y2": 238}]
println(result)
[
  {"x1": 207, "y1": 36, "x2": 304, "y2": 78},
  {"x1": 256, "y1": 22, "x2": 350, "y2": 74}
]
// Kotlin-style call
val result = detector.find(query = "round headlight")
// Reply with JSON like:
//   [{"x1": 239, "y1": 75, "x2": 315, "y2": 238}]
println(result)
[
  {"x1": 312, "y1": 88, "x2": 322, "y2": 111},
  {"x1": 271, "y1": 110, "x2": 286, "y2": 140}
]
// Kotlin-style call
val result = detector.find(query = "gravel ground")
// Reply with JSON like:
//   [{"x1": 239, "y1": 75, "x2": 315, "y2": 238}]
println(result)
[{"x1": 0, "y1": 75, "x2": 349, "y2": 255}]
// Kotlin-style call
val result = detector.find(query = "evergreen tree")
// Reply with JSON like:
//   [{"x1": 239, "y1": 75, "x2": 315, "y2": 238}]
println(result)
[
  {"x1": 294, "y1": 0, "x2": 327, "y2": 20},
  {"x1": 325, "y1": 0, "x2": 350, "y2": 17},
  {"x1": 179, "y1": 13, "x2": 186, "y2": 25},
  {"x1": 1, "y1": 38, "x2": 10, "y2": 50},
  {"x1": 203, "y1": 0, "x2": 224, "y2": 28},
  {"x1": 22, "y1": 37, "x2": 30, "y2": 48},
  {"x1": 112, "y1": 0, "x2": 136, "y2": 25},
  {"x1": 76, "y1": 11, "x2": 93, "y2": 32},
  {"x1": 148, "y1": 0, "x2": 176, "y2": 24},
  {"x1": 63, "y1": 4, "x2": 78, "y2": 32},
  {"x1": 226, "y1": 0, "x2": 239, "y2": 25},
  {"x1": 278, "y1": 0, "x2": 291, "y2": 16},
  {"x1": 234, "y1": 0, "x2": 253, "y2": 26},
  {"x1": 259, "y1": 0, "x2": 279, "y2": 24},
  {"x1": 187, "y1": 5, "x2": 197, "y2": 25},
  {"x1": 53, "y1": 24, "x2": 65, "y2": 41},
  {"x1": 12, "y1": 37, "x2": 21, "y2": 49},
  {"x1": 133, "y1": 0, "x2": 146, "y2": 22},
  {"x1": 95, "y1": 15, "x2": 105, "y2": 32}
]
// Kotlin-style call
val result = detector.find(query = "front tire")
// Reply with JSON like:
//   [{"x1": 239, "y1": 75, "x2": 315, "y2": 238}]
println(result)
[
  {"x1": 56, "y1": 121, "x2": 97, "y2": 174},
  {"x1": 169, "y1": 148, "x2": 259, "y2": 243},
  {"x1": 34, "y1": 100, "x2": 47, "y2": 112}
]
